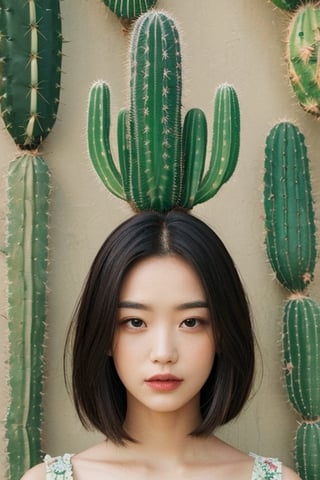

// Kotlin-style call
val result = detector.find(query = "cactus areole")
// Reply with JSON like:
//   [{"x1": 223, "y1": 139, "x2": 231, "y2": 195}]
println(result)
[
  {"x1": 264, "y1": 122, "x2": 316, "y2": 292},
  {"x1": 287, "y1": 5, "x2": 320, "y2": 117},
  {"x1": 0, "y1": 0, "x2": 62, "y2": 148},
  {"x1": 88, "y1": 11, "x2": 240, "y2": 212}
]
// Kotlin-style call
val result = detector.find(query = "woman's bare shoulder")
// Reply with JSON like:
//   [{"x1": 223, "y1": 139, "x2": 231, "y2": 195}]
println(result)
[
  {"x1": 283, "y1": 464, "x2": 301, "y2": 480},
  {"x1": 20, "y1": 462, "x2": 46, "y2": 480}
]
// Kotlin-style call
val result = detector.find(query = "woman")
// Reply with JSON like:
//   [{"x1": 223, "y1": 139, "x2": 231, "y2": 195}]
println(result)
[{"x1": 22, "y1": 210, "x2": 300, "y2": 479}]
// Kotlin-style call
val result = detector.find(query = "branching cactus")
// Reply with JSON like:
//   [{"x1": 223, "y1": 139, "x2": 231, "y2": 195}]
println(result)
[
  {"x1": 0, "y1": 1, "x2": 62, "y2": 478},
  {"x1": 264, "y1": 122, "x2": 320, "y2": 479},
  {"x1": 102, "y1": 0, "x2": 157, "y2": 20},
  {"x1": 286, "y1": 5, "x2": 320, "y2": 117},
  {"x1": 88, "y1": 11, "x2": 240, "y2": 212}
]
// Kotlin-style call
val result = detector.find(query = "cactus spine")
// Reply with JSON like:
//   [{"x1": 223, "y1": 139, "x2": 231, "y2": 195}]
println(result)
[
  {"x1": 102, "y1": 0, "x2": 157, "y2": 19},
  {"x1": 286, "y1": 5, "x2": 320, "y2": 117},
  {"x1": 0, "y1": 2, "x2": 62, "y2": 478},
  {"x1": 264, "y1": 122, "x2": 320, "y2": 479},
  {"x1": 88, "y1": 11, "x2": 240, "y2": 212}
]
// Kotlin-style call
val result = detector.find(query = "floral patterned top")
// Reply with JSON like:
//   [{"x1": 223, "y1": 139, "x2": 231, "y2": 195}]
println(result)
[{"x1": 44, "y1": 452, "x2": 282, "y2": 479}]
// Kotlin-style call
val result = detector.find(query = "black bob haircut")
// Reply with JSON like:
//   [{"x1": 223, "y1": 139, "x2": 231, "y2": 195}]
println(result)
[{"x1": 65, "y1": 209, "x2": 255, "y2": 444}]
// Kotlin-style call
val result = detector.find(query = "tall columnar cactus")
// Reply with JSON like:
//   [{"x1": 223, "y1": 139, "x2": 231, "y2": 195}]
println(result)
[
  {"x1": 264, "y1": 122, "x2": 320, "y2": 480},
  {"x1": 88, "y1": 11, "x2": 240, "y2": 212},
  {"x1": 286, "y1": 5, "x2": 320, "y2": 117},
  {"x1": 0, "y1": 2, "x2": 62, "y2": 478},
  {"x1": 102, "y1": 0, "x2": 157, "y2": 20}
]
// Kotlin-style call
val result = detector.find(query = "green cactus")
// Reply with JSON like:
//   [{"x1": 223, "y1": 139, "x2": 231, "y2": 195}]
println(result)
[
  {"x1": 296, "y1": 422, "x2": 320, "y2": 480},
  {"x1": 264, "y1": 122, "x2": 316, "y2": 292},
  {"x1": 270, "y1": 0, "x2": 307, "y2": 11},
  {"x1": 264, "y1": 122, "x2": 319, "y2": 479},
  {"x1": 0, "y1": 1, "x2": 62, "y2": 477},
  {"x1": 0, "y1": 0, "x2": 62, "y2": 148},
  {"x1": 286, "y1": 5, "x2": 320, "y2": 117},
  {"x1": 283, "y1": 296, "x2": 320, "y2": 419},
  {"x1": 88, "y1": 11, "x2": 240, "y2": 212},
  {"x1": 102, "y1": 0, "x2": 157, "y2": 19},
  {"x1": 6, "y1": 153, "x2": 50, "y2": 479}
]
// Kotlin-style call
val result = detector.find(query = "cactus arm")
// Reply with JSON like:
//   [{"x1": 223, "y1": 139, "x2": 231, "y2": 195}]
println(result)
[
  {"x1": 194, "y1": 84, "x2": 240, "y2": 205},
  {"x1": 129, "y1": 12, "x2": 182, "y2": 211},
  {"x1": 117, "y1": 108, "x2": 132, "y2": 202},
  {"x1": 0, "y1": 1, "x2": 62, "y2": 148},
  {"x1": 6, "y1": 153, "x2": 49, "y2": 479},
  {"x1": 181, "y1": 108, "x2": 207, "y2": 209},
  {"x1": 264, "y1": 122, "x2": 316, "y2": 291},
  {"x1": 88, "y1": 80, "x2": 125, "y2": 200},
  {"x1": 102, "y1": 0, "x2": 157, "y2": 19}
]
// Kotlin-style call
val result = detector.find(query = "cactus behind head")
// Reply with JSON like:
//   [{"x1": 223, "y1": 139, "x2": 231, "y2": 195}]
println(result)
[{"x1": 88, "y1": 11, "x2": 240, "y2": 212}]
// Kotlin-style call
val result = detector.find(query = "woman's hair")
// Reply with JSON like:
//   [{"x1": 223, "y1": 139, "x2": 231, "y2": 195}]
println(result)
[{"x1": 65, "y1": 209, "x2": 255, "y2": 444}]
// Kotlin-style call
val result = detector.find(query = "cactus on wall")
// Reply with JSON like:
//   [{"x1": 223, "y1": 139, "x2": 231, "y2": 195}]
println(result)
[
  {"x1": 286, "y1": 4, "x2": 320, "y2": 117},
  {"x1": 270, "y1": 0, "x2": 310, "y2": 11},
  {"x1": 87, "y1": 11, "x2": 240, "y2": 212},
  {"x1": 102, "y1": 0, "x2": 157, "y2": 20},
  {"x1": 264, "y1": 121, "x2": 320, "y2": 480},
  {"x1": 0, "y1": 1, "x2": 62, "y2": 478}
]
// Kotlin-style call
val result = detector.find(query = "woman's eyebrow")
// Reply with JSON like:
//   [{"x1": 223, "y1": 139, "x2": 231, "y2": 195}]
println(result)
[
  {"x1": 176, "y1": 301, "x2": 209, "y2": 310},
  {"x1": 118, "y1": 300, "x2": 208, "y2": 310},
  {"x1": 118, "y1": 301, "x2": 150, "y2": 310}
]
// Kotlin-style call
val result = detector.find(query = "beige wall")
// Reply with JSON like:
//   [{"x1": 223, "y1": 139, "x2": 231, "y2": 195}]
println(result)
[{"x1": 1, "y1": 0, "x2": 320, "y2": 471}]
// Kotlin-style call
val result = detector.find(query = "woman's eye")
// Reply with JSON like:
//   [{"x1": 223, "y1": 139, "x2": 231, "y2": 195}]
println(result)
[
  {"x1": 127, "y1": 318, "x2": 145, "y2": 328},
  {"x1": 181, "y1": 318, "x2": 200, "y2": 328}
]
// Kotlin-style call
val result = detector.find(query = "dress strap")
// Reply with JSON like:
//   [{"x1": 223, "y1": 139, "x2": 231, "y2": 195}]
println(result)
[
  {"x1": 250, "y1": 453, "x2": 282, "y2": 479},
  {"x1": 44, "y1": 454, "x2": 74, "y2": 480}
]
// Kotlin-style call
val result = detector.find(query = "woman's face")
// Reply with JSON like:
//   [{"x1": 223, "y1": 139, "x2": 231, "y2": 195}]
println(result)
[{"x1": 112, "y1": 255, "x2": 215, "y2": 418}]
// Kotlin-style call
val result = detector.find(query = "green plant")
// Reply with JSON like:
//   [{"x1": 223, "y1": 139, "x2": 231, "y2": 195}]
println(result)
[
  {"x1": 264, "y1": 122, "x2": 320, "y2": 480},
  {"x1": 88, "y1": 11, "x2": 240, "y2": 212},
  {"x1": 102, "y1": 0, "x2": 157, "y2": 19},
  {"x1": 0, "y1": 1, "x2": 62, "y2": 478},
  {"x1": 270, "y1": 0, "x2": 307, "y2": 11},
  {"x1": 264, "y1": 122, "x2": 316, "y2": 291},
  {"x1": 286, "y1": 4, "x2": 320, "y2": 117}
]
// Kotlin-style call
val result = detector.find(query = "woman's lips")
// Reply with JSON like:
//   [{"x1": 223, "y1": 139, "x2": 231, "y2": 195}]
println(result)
[{"x1": 145, "y1": 374, "x2": 183, "y2": 392}]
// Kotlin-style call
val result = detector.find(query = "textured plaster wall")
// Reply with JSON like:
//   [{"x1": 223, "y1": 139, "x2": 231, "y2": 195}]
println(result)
[{"x1": 1, "y1": 0, "x2": 320, "y2": 472}]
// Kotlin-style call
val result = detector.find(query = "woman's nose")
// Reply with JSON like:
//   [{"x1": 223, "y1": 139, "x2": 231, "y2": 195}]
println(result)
[{"x1": 149, "y1": 328, "x2": 178, "y2": 364}]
